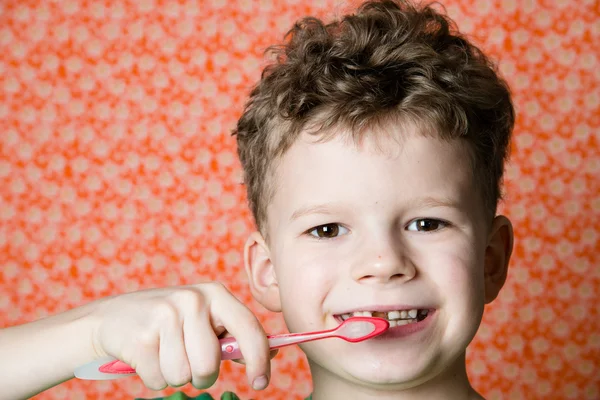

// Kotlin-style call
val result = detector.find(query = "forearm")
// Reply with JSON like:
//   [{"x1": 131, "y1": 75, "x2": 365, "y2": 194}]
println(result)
[{"x1": 0, "y1": 302, "x2": 100, "y2": 400}]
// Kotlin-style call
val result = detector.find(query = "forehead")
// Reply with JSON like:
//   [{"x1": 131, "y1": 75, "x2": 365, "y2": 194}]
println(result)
[{"x1": 265, "y1": 123, "x2": 481, "y2": 231}]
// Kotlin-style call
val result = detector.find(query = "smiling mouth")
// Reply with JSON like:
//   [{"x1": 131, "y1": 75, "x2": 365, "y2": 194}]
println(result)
[{"x1": 336, "y1": 309, "x2": 431, "y2": 327}]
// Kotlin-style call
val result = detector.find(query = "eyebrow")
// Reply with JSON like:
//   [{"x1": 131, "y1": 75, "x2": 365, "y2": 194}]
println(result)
[
  {"x1": 290, "y1": 203, "x2": 342, "y2": 221},
  {"x1": 414, "y1": 196, "x2": 461, "y2": 209},
  {"x1": 289, "y1": 196, "x2": 460, "y2": 222}
]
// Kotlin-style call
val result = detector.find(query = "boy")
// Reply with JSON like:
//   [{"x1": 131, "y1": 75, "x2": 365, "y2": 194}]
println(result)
[
  {"x1": 0, "y1": 1, "x2": 514, "y2": 399},
  {"x1": 234, "y1": 0, "x2": 514, "y2": 397}
]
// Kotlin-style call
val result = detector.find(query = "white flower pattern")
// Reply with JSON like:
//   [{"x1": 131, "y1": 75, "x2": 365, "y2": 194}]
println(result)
[{"x1": 0, "y1": 1, "x2": 598, "y2": 399}]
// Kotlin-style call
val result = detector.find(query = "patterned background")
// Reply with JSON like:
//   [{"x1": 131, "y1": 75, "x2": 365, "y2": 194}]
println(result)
[{"x1": 0, "y1": 0, "x2": 598, "y2": 399}]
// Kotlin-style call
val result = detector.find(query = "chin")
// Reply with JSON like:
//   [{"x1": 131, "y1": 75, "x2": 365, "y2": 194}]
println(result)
[
  {"x1": 348, "y1": 369, "x2": 428, "y2": 388},
  {"x1": 354, "y1": 353, "x2": 434, "y2": 383},
  {"x1": 309, "y1": 346, "x2": 440, "y2": 390}
]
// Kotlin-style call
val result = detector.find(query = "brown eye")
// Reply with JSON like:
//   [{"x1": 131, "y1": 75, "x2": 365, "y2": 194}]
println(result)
[
  {"x1": 309, "y1": 223, "x2": 348, "y2": 238},
  {"x1": 406, "y1": 219, "x2": 447, "y2": 232}
]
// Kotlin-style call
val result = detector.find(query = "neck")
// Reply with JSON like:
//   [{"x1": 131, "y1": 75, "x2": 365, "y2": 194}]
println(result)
[{"x1": 309, "y1": 353, "x2": 484, "y2": 400}]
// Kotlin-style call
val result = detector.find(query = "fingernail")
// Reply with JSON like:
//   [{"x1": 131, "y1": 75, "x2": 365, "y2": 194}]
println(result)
[{"x1": 252, "y1": 374, "x2": 269, "y2": 390}]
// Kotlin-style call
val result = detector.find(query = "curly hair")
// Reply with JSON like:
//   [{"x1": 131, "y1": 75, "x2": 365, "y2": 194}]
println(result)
[{"x1": 234, "y1": 0, "x2": 514, "y2": 233}]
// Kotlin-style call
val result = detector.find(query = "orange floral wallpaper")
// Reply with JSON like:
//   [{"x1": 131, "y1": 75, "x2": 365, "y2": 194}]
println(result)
[{"x1": 0, "y1": 0, "x2": 598, "y2": 399}]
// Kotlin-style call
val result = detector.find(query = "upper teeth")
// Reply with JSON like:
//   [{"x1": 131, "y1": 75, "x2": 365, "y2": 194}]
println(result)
[{"x1": 340, "y1": 309, "x2": 427, "y2": 321}]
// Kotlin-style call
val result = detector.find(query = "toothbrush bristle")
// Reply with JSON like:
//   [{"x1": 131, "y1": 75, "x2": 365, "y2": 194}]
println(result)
[{"x1": 339, "y1": 317, "x2": 389, "y2": 342}]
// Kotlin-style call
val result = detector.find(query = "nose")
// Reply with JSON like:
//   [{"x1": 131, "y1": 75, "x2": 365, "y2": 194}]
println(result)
[{"x1": 350, "y1": 234, "x2": 416, "y2": 284}]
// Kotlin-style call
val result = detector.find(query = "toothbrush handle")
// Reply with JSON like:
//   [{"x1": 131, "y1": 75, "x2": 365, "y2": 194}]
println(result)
[
  {"x1": 267, "y1": 330, "x2": 332, "y2": 349},
  {"x1": 76, "y1": 337, "x2": 247, "y2": 379},
  {"x1": 222, "y1": 329, "x2": 332, "y2": 358},
  {"x1": 76, "y1": 329, "x2": 337, "y2": 380}
]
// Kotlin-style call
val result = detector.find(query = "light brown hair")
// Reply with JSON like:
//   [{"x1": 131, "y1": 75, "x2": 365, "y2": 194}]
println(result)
[{"x1": 234, "y1": 0, "x2": 515, "y2": 232}]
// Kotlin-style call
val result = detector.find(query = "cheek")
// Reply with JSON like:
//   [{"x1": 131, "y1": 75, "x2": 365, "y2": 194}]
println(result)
[
  {"x1": 436, "y1": 251, "x2": 487, "y2": 332},
  {"x1": 443, "y1": 262, "x2": 485, "y2": 308},
  {"x1": 275, "y1": 240, "x2": 340, "y2": 287},
  {"x1": 420, "y1": 243, "x2": 486, "y2": 310},
  {"x1": 273, "y1": 243, "x2": 339, "y2": 327}
]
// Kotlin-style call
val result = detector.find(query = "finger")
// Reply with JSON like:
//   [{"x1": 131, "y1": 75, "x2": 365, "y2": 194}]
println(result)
[
  {"x1": 134, "y1": 333, "x2": 167, "y2": 391},
  {"x1": 206, "y1": 283, "x2": 271, "y2": 390},
  {"x1": 158, "y1": 305, "x2": 191, "y2": 387},
  {"x1": 171, "y1": 287, "x2": 222, "y2": 389},
  {"x1": 232, "y1": 349, "x2": 279, "y2": 365},
  {"x1": 183, "y1": 307, "x2": 221, "y2": 389}
]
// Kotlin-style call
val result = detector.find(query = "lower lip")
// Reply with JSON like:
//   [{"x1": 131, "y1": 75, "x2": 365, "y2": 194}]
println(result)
[{"x1": 374, "y1": 311, "x2": 436, "y2": 340}]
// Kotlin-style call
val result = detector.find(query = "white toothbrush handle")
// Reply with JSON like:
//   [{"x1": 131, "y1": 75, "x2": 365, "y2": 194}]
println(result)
[{"x1": 74, "y1": 356, "x2": 135, "y2": 380}]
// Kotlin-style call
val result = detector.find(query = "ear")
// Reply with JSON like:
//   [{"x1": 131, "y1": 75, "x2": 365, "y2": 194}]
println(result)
[
  {"x1": 244, "y1": 231, "x2": 282, "y2": 312},
  {"x1": 483, "y1": 215, "x2": 514, "y2": 303}
]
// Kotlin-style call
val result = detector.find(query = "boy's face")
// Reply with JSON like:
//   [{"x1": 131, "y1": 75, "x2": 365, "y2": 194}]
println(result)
[{"x1": 245, "y1": 123, "x2": 512, "y2": 390}]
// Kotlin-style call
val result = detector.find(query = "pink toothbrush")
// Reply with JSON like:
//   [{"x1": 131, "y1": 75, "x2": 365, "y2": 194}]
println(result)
[{"x1": 74, "y1": 317, "x2": 389, "y2": 380}]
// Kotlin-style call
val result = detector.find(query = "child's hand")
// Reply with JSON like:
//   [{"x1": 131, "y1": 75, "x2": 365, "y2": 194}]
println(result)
[{"x1": 89, "y1": 283, "x2": 272, "y2": 390}]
